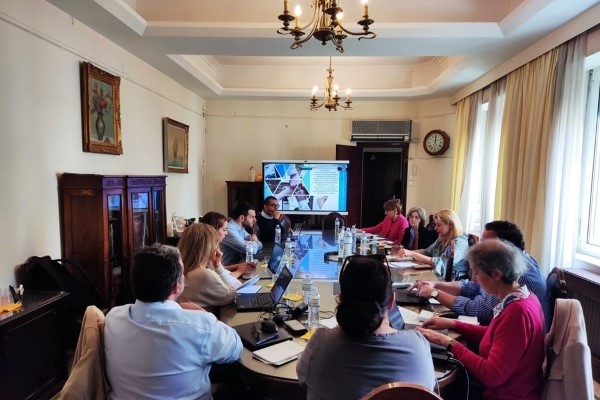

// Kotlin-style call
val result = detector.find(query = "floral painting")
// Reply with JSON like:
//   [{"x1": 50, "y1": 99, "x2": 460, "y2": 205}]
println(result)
[
  {"x1": 163, "y1": 118, "x2": 189, "y2": 173},
  {"x1": 81, "y1": 62, "x2": 122, "y2": 155}
]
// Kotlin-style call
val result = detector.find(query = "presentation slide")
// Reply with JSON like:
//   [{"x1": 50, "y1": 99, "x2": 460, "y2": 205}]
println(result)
[{"x1": 262, "y1": 161, "x2": 348, "y2": 214}]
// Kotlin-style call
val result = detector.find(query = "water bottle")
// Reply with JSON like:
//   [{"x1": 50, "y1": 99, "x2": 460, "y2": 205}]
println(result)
[
  {"x1": 308, "y1": 287, "x2": 321, "y2": 330},
  {"x1": 360, "y1": 234, "x2": 368, "y2": 255},
  {"x1": 338, "y1": 229, "x2": 345, "y2": 258},
  {"x1": 334, "y1": 217, "x2": 340, "y2": 235},
  {"x1": 343, "y1": 228, "x2": 353, "y2": 257},
  {"x1": 351, "y1": 225, "x2": 357, "y2": 253},
  {"x1": 274, "y1": 224, "x2": 282, "y2": 244},
  {"x1": 245, "y1": 243, "x2": 254, "y2": 263},
  {"x1": 275, "y1": 252, "x2": 289, "y2": 283},
  {"x1": 284, "y1": 237, "x2": 292, "y2": 258},
  {"x1": 302, "y1": 274, "x2": 313, "y2": 305},
  {"x1": 371, "y1": 238, "x2": 378, "y2": 255}
]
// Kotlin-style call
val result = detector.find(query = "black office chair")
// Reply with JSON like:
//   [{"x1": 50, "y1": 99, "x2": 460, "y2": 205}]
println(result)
[{"x1": 322, "y1": 212, "x2": 346, "y2": 231}]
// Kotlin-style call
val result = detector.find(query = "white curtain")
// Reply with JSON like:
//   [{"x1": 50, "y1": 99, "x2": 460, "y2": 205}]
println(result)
[{"x1": 541, "y1": 33, "x2": 588, "y2": 269}]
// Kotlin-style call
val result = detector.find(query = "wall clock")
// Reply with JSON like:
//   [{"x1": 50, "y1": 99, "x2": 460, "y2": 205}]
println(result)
[{"x1": 423, "y1": 129, "x2": 450, "y2": 156}]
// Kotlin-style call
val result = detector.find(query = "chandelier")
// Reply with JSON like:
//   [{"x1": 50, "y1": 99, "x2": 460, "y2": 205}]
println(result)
[
  {"x1": 310, "y1": 57, "x2": 352, "y2": 111},
  {"x1": 277, "y1": 0, "x2": 376, "y2": 53}
]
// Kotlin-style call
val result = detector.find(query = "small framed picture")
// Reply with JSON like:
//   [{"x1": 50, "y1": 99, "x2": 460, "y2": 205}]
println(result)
[
  {"x1": 163, "y1": 117, "x2": 189, "y2": 173},
  {"x1": 80, "y1": 62, "x2": 122, "y2": 155}
]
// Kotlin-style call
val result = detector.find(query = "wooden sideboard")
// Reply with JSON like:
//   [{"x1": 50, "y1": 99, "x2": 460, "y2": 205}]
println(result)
[{"x1": 0, "y1": 291, "x2": 69, "y2": 400}]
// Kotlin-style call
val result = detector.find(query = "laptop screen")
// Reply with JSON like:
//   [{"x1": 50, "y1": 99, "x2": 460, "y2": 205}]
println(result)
[
  {"x1": 267, "y1": 243, "x2": 284, "y2": 273},
  {"x1": 270, "y1": 265, "x2": 293, "y2": 303}
]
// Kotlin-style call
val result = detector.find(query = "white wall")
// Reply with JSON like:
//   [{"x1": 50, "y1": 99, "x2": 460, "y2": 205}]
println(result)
[
  {"x1": 205, "y1": 99, "x2": 456, "y2": 219},
  {"x1": 0, "y1": 1, "x2": 206, "y2": 285}
]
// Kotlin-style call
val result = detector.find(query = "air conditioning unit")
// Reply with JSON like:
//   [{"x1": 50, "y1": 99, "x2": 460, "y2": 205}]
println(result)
[{"x1": 351, "y1": 120, "x2": 412, "y2": 142}]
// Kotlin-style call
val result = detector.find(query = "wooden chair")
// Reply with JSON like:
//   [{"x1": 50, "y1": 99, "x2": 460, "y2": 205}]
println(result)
[{"x1": 360, "y1": 382, "x2": 443, "y2": 400}]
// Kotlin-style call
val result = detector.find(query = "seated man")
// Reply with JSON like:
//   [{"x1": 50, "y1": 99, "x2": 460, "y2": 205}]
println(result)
[
  {"x1": 104, "y1": 244, "x2": 242, "y2": 400},
  {"x1": 410, "y1": 220, "x2": 551, "y2": 328},
  {"x1": 220, "y1": 202, "x2": 262, "y2": 266},
  {"x1": 256, "y1": 195, "x2": 285, "y2": 243}
]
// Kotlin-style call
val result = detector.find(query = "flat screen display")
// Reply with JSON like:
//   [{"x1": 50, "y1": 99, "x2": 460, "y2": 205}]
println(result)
[{"x1": 262, "y1": 160, "x2": 349, "y2": 215}]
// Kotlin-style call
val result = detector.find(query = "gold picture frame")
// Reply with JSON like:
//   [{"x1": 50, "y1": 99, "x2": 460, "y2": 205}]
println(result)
[
  {"x1": 163, "y1": 118, "x2": 189, "y2": 173},
  {"x1": 80, "y1": 62, "x2": 122, "y2": 155}
]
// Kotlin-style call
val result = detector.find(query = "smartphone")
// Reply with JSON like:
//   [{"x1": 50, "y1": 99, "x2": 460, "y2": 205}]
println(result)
[{"x1": 284, "y1": 319, "x2": 308, "y2": 334}]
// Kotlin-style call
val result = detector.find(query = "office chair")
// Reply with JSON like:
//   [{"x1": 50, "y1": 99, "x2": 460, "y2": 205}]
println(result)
[
  {"x1": 322, "y1": 212, "x2": 346, "y2": 231},
  {"x1": 546, "y1": 267, "x2": 568, "y2": 327},
  {"x1": 360, "y1": 382, "x2": 443, "y2": 400}
]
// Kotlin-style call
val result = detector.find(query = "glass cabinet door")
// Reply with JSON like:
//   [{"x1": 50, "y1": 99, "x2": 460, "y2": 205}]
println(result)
[
  {"x1": 107, "y1": 194, "x2": 124, "y2": 306},
  {"x1": 131, "y1": 192, "x2": 150, "y2": 250},
  {"x1": 153, "y1": 189, "x2": 165, "y2": 244}
]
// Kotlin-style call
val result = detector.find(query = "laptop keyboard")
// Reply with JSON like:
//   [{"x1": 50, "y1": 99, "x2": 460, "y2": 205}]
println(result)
[
  {"x1": 249, "y1": 267, "x2": 272, "y2": 279},
  {"x1": 249, "y1": 293, "x2": 274, "y2": 308}
]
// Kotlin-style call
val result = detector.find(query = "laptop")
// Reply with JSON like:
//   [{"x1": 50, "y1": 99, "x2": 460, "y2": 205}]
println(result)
[
  {"x1": 236, "y1": 265, "x2": 294, "y2": 311},
  {"x1": 248, "y1": 243, "x2": 284, "y2": 279}
]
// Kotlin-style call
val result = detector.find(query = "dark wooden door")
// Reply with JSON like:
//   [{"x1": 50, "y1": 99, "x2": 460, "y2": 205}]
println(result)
[{"x1": 336, "y1": 144, "x2": 363, "y2": 227}]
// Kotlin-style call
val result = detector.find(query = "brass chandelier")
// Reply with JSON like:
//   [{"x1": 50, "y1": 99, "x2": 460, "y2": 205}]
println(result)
[
  {"x1": 277, "y1": 0, "x2": 376, "y2": 53},
  {"x1": 310, "y1": 57, "x2": 352, "y2": 111}
]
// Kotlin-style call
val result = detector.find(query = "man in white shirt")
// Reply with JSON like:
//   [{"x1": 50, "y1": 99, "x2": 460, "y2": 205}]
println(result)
[
  {"x1": 104, "y1": 244, "x2": 242, "y2": 400},
  {"x1": 221, "y1": 202, "x2": 262, "y2": 266}
]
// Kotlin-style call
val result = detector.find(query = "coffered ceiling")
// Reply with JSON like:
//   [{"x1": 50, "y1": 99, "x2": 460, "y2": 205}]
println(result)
[{"x1": 47, "y1": 0, "x2": 600, "y2": 101}]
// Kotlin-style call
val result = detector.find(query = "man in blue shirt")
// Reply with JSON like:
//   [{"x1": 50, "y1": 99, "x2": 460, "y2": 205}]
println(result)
[
  {"x1": 409, "y1": 220, "x2": 551, "y2": 330},
  {"x1": 104, "y1": 244, "x2": 242, "y2": 400},
  {"x1": 221, "y1": 202, "x2": 263, "y2": 266}
]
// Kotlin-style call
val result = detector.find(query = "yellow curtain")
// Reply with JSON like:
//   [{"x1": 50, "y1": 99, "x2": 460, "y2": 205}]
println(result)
[
  {"x1": 451, "y1": 94, "x2": 480, "y2": 210},
  {"x1": 496, "y1": 48, "x2": 559, "y2": 258}
]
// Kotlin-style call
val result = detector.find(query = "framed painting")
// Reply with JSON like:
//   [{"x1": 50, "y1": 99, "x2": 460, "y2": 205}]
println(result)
[
  {"x1": 80, "y1": 62, "x2": 122, "y2": 155},
  {"x1": 163, "y1": 118, "x2": 189, "y2": 173}
]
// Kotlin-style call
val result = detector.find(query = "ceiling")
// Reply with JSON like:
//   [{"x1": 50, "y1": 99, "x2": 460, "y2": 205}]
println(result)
[{"x1": 47, "y1": 0, "x2": 600, "y2": 101}]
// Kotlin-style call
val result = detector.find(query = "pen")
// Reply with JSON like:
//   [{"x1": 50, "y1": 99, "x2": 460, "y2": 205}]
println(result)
[{"x1": 256, "y1": 333, "x2": 279, "y2": 346}]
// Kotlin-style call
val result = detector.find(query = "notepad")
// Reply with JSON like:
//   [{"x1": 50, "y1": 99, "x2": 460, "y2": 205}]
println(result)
[{"x1": 252, "y1": 340, "x2": 305, "y2": 366}]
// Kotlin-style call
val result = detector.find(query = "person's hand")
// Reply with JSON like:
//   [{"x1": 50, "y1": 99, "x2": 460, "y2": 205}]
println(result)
[
  {"x1": 212, "y1": 247, "x2": 223, "y2": 265},
  {"x1": 236, "y1": 262, "x2": 255, "y2": 274},
  {"x1": 415, "y1": 326, "x2": 453, "y2": 347},
  {"x1": 397, "y1": 248, "x2": 411, "y2": 257},
  {"x1": 249, "y1": 234, "x2": 259, "y2": 242},
  {"x1": 180, "y1": 302, "x2": 206, "y2": 312},
  {"x1": 421, "y1": 316, "x2": 457, "y2": 330},
  {"x1": 407, "y1": 280, "x2": 436, "y2": 293},
  {"x1": 272, "y1": 210, "x2": 281, "y2": 220}
]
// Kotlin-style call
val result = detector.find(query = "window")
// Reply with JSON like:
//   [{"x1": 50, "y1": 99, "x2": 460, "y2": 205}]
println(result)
[{"x1": 577, "y1": 64, "x2": 600, "y2": 266}]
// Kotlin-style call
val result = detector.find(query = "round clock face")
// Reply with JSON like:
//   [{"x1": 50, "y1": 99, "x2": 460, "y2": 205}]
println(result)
[{"x1": 423, "y1": 130, "x2": 450, "y2": 156}]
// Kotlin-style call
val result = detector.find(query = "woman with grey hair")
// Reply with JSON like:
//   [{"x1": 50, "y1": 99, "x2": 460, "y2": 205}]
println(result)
[
  {"x1": 400, "y1": 206, "x2": 438, "y2": 250},
  {"x1": 416, "y1": 239, "x2": 545, "y2": 400}
]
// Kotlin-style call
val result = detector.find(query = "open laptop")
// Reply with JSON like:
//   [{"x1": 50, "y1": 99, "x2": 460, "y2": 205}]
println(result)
[
  {"x1": 248, "y1": 242, "x2": 284, "y2": 279},
  {"x1": 236, "y1": 265, "x2": 294, "y2": 311}
]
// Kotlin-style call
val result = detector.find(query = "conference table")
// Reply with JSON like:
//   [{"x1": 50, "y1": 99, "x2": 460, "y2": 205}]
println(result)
[{"x1": 218, "y1": 231, "x2": 461, "y2": 400}]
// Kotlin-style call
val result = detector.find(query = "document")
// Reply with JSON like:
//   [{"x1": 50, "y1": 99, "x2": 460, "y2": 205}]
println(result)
[
  {"x1": 236, "y1": 285, "x2": 261, "y2": 294},
  {"x1": 252, "y1": 340, "x2": 305, "y2": 366}
]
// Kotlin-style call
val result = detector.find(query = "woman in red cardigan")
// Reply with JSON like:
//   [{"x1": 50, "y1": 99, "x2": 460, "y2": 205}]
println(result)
[
  {"x1": 361, "y1": 198, "x2": 408, "y2": 244},
  {"x1": 416, "y1": 239, "x2": 545, "y2": 400}
]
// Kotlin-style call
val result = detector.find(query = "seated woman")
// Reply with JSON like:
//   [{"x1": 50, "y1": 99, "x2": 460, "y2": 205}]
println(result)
[
  {"x1": 177, "y1": 223, "x2": 236, "y2": 308},
  {"x1": 400, "y1": 206, "x2": 438, "y2": 250},
  {"x1": 297, "y1": 256, "x2": 436, "y2": 400},
  {"x1": 399, "y1": 209, "x2": 468, "y2": 281},
  {"x1": 416, "y1": 240, "x2": 545, "y2": 400},
  {"x1": 361, "y1": 198, "x2": 409, "y2": 244},
  {"x1": 200, "y1": 212, "x2": 254, "y2": 289}
]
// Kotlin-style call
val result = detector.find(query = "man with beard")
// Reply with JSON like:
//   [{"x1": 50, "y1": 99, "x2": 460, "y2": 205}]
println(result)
[{"x1": 221, "y1": 202, "x2": 263, "y2": 266}]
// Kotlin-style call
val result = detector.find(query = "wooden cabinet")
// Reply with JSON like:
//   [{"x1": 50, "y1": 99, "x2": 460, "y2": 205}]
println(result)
[
  {"x1": 226, "y1": 180, "x2": 263, "y2": 216},
  {"x1": 0, "y1": 291, "x2": 69, "y2": 400},
  {"x1": 59, "y1": 174, "x2": 166, "y2": 306}
]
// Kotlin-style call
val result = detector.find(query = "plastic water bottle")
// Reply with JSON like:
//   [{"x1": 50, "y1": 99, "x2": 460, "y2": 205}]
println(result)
[
  {"x1": 360, "y1": 234, "x2": 368, "y2": 255},
  {"x1": 284, "y1": 237, "x2": 292, "y2": 258},
  {"x1": 308, "y1": 287, "x2": 321, "y2": 330},
  {"x1": 302, "y1": 274, "x2": 313, "y2": 305},
  {"x1": 351, "y1": 225, "x2": 357, "y2": 253},
  {"x1": 275, "y1": 252, "x2": 289, "y2": 283},
  {"x1": 334, "y1": 217, "x2": 340, "y2": 235},
  {"x1": 371, "y1": 238, "x2": 378, "y2": 255},
  {"x1": 245, "y1": 243, "x2": 253, "y2": 263},
  {"x1": 338, "y1": 229, "x2": 345, "y2": 258},
  {"x1": 343, "y1": 228, "x2": 353, "y2": 257},
  {"x1": 274, "y1": 224, "x2": 282, "y2": 244}
]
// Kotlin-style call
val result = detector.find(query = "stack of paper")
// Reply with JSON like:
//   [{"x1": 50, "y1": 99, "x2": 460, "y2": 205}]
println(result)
[{"x1": 252, "y1": 340, "x2": 305, "y2": 366}]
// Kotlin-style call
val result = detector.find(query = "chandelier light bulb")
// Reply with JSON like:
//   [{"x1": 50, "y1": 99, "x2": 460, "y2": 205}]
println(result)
[
  {"x1": 312, "y1": 86, "x2": 318, "y2": 96},
  {"x1": 346, "y1": 88, "x2": 351, "y2": 97},
  {"x1": 294, "y1": 5, "x2": 302, "y2": 28}
]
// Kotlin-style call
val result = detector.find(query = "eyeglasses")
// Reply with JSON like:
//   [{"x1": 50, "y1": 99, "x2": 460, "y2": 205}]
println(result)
[
  {"x1": 267, "y1": 203, "x2": 279, "y2": 208},
  {"x1": 251, "y1": 324, "x2": 260, "y2": 341},
  {"x1": 340, "y1": 254, "x2": 391, "y2": 281}
]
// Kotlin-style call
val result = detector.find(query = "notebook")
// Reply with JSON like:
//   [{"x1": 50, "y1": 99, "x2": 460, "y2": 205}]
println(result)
[
  {"x1": 233, "y1": 321, "x2": 293, "y2": 351},
  {"x1": 252, "y1": 340, "x2": 305, "y2": 366},
  {"x1": 236, "y1": 265, "x2": 294, "y2": 311}
]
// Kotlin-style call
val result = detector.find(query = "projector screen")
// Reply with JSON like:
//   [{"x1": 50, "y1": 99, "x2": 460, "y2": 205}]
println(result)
[{"x1": 262, "y1": 160, "x2": 349, "y2": 215}]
